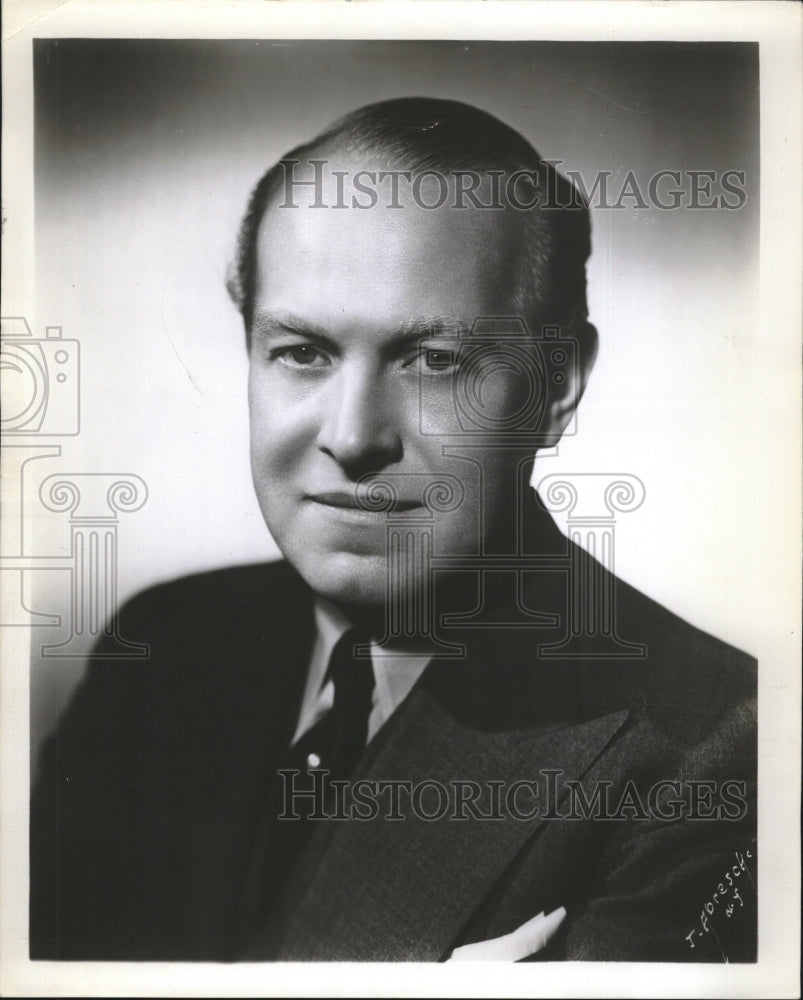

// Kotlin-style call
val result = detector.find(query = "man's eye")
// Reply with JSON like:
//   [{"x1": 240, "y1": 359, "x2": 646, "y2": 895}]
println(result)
[
  {"x1": 409, "y1": 348, "x2": 459, "y2": 375},
  {"x1": 274, "y1": 345, "x2": 330, "y2": 369}
]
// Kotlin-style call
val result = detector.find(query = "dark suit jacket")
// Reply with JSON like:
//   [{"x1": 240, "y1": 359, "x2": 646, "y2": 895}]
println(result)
[{"x1": 30, "y1": 502, "x2": 757, "y2": 963}]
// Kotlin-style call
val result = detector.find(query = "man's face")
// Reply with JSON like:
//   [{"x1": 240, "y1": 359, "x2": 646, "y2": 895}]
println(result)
[{"x1": 248, "y1": 162, "x2": 539, "y2": 613}]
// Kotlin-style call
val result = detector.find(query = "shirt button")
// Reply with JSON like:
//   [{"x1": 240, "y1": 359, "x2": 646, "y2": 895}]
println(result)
[{"x1": 307, "y1": 752, "x2": 321, "y2": 768}]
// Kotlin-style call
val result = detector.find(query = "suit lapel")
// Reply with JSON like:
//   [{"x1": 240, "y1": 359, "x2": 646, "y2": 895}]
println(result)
[
  {"x1": 176, "y1": 563, "x2": 316, "y2": 955},
  {"x1": 268, "y1": 645, "x2": 629, "y2": 961}
]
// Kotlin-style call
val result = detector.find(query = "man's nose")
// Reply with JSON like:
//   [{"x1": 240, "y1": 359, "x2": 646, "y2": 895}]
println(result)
[{"x1": 316, "y1": 364, "x2": 403, "y2": 476}]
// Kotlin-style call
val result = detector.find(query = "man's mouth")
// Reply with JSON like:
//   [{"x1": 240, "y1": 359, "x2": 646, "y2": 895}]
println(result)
[{"x1": 307, "y1": 491, "x2": 423, "y2": 513}]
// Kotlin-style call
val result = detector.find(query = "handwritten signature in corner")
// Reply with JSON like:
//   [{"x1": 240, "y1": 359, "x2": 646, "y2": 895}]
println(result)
[{"x1": 685, "y1": 847, "x2": 756, "y2": 959}]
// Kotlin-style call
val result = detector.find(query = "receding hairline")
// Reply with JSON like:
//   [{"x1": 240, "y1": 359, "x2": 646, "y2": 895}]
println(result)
[{"x1": 228, "y1": 97, "x2": 592, "y2": 340}]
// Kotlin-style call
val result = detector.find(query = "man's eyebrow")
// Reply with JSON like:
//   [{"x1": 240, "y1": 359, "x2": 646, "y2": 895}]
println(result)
[
  {"x1": 394, "y1": 317, "x2": 468, "y2": 341},
  {"x1": 252, "y1": 309, "x2": 468, "y2": 343},
  {"x1": 252, "y1": 309, "x2": 330, "y2": 339}
]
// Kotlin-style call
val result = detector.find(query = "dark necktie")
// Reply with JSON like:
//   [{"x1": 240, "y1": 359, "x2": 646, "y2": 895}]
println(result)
[
  {"x1": 307, "y1": 627, "x2": 376, "y2": 782},
  {"x1": 260, "y1": 630, "x2": 375, "y2": 891}
]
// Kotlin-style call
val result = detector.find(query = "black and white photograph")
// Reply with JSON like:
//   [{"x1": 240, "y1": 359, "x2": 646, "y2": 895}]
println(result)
[{"x1": 1, "y1": 1, "x2": 800, "y2": 996}]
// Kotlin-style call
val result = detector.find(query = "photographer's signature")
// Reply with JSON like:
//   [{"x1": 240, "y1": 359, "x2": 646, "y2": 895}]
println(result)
[{"x1": 685, "y1": 846, "x2": 755, "y2": 958}]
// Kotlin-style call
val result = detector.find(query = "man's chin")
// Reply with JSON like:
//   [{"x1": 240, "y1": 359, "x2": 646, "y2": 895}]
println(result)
[{"x1": 290, "y1": 551, "x2": 390, "y2": 612}]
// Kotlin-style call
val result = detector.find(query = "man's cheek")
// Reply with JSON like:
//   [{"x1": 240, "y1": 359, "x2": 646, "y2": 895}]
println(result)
[
  {"x1": 252, "y1": 436, "x2": 296, "y2": 482},
  {"x1": 250, "y1": 400, "x2": 298, "y2": 455}
]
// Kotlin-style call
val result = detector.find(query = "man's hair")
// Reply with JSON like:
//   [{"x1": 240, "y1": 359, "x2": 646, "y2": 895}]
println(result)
[{"x1": 227, "y1": 97, "x2": 593, "y2": 346}]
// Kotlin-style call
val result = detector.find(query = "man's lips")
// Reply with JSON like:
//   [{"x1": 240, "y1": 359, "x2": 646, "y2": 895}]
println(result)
[{"x1": 306, "y1": 491, "x2": 423, "y2": 513}]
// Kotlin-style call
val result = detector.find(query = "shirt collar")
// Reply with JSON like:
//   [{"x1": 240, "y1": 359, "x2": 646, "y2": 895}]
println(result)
[{"x1": 292, "y1": 598, "x2": 432, "y2": 745}]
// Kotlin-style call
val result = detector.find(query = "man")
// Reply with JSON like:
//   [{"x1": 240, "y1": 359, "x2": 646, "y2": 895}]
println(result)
[{"x1": 30, "y1": 98, "x2": 756, "y2": 963}]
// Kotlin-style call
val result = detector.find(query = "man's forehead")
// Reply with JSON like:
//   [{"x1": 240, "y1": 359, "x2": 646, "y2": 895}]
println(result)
[
  {"x1": 258, "y1": 158, "x2": 521, "y2": 280},
  {"x1": 254, "y1": 203, "x2": 522, "y2": 335}
]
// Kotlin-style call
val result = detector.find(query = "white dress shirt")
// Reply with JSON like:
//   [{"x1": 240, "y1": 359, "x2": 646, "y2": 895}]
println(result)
[{"x1": 291, "y1": 598, "x2": 432, "y2": 746}]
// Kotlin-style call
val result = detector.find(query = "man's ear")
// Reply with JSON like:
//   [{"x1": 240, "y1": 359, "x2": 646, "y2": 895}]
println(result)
[{"x1": 540, "y1": 322, "x2": 598, "y2": 447}]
